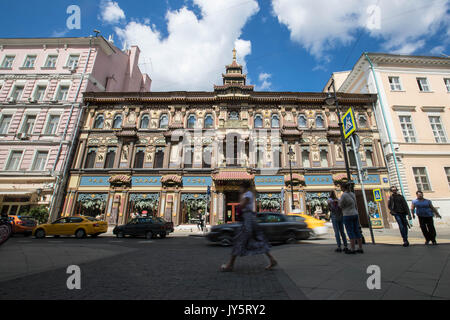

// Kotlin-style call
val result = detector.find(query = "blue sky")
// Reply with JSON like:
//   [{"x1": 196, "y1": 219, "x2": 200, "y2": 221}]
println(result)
[{"x1": 1, "y1": 0, "x2": 449, "y2": 92}]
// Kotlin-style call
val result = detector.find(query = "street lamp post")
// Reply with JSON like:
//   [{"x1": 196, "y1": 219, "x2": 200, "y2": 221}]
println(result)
[
  {"x1": 325, "y1": 78, "x2": 352, "y2": 183},
  {"x1": 288, "y1": 146, "x2": 296, "y2": 211}
]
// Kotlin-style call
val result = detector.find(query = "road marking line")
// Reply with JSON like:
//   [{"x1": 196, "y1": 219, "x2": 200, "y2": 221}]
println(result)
[
  {"x1": 109, "y1": 240, "x2": 124, "y2": 243},
  {"x1": 138, "y1": 241, "x2": 154, "y2": 244}
]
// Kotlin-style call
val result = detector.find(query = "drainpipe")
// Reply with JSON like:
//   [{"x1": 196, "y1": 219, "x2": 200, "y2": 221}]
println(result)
[
  {"x1": 48, "y1": 36, "x2": 94, "y2": 221},
  {"x1": 364, "y1": 53, "x2": 406, "y2": 196}
]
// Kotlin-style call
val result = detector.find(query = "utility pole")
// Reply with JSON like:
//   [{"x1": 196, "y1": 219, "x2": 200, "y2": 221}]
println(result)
[{"x1": 351, "y1": 134, "x2": 375, "y2": 244}]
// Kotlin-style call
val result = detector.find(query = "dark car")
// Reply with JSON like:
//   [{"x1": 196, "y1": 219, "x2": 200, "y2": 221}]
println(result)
[
  {"x1": 207, "y1": 212, "x2": 311, "y2": 246},
  {"x1": 113, "y1": 216, "x2": 174, "y2": 239}
]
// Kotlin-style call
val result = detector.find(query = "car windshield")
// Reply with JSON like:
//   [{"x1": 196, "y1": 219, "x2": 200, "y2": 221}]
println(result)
[{"x1": 85, "y1": 217, "x2": 99, "y2": 222}]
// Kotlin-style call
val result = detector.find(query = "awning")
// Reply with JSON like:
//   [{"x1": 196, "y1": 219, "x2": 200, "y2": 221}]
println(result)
[{"x1": 213, "y1": 171, "x2": 254, "y2": 182}]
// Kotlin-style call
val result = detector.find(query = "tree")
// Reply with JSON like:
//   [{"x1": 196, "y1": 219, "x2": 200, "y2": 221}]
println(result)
[{"x1": 28, "y1": 206, "x2": 49, "y2": 224}]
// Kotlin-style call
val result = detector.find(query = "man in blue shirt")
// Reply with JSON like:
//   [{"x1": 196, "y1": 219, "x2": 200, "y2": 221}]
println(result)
[{"x1": 411, "y1": 191, "x2": 442, "y2": 245}]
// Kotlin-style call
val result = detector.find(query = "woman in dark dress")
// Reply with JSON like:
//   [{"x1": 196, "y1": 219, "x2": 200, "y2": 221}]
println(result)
[{"x1": 221, "y1": 181, "x2": 277, "y2": 272}]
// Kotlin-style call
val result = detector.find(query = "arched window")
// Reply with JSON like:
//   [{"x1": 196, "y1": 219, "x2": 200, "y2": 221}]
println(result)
[
  {"x1": 140, "y1": 114, "x2": 150, "y2": 129},
  {"x1": 271, "y1": 114, "x2": 280, "y2": 128},
  {"x1": 316, "y1": 115, "x2": 324, "y2": 128},
  {"x1": 187, "y1": 115, "x2": 196, "y2": 129},
  {"x1": 159, "y1": 114, "x2": 169, "y2": 129},
  {"x1": 254, "y1": 114, "x2": 263, "y2": 128},
  {"x1": 94, "y1": 115, "x2": 104, "y2": 129},
  {"x1": 134, "y1": 149, "x2": 145, "y2": 168},
  {"x1": 113, "y1": 114, "x2": 123, "y2": 129},
  {"x1": 359, "y1": 115, "x2": 368, "y2": 128},
  {"x1": 104, "y1": 148, "x2": 116, "y2": 168},
  {"x1": 302, "y1": 148, "x2": 310, "y2": 168},
  {"x1": 298, "y1": 115, "x2": 307, "y2": 128},
  {"x1": 154, "y1": 147, "x2": 165, "y2": 168},
  {"x1": 229, "y1": 111, "x2": 239, "y2": 120},
  {"x1": 320, "y1": 147, "x2": 329, "y2": 167},
  {"x1": 204, "y1": 114, "x2": 214, "y2": 129},
  {"x1": 84, "y1": 148, "x2": 97, "y2": 169}
]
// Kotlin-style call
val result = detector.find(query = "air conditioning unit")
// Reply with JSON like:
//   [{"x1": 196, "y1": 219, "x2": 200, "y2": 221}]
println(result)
[
  {"x1": 51, "y1": 99, "x2": 58, "y2": 103},
  {"x1": 16, "y1": 132, "x2": 30, "y2": 140},
  {"x1": 28, "y1": 97, "x2": 37, "y2": 103},
  {"x1": 8, "y1": 97, "x2": 16, "y2": 103},
  {"x1": 70, "y1": 65, "x2": 76, "y2": 73}
]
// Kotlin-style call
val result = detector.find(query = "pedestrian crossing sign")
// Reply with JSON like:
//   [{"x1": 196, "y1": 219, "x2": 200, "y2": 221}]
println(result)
[
  {"x1": 373, "y1": 189, "x2": 382, "y2": 202},
  {"x1": 342, "y1": 107, "x2": 357, "y2": 139}
]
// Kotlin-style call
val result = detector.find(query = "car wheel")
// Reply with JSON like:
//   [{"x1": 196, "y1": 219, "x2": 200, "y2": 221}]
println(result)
[
  {"x1": 35, "y1": 229, "x2": 46, "y2": 239},
  {"x1": 116, "y1": 232, "x2": 125, "y2": 238},
  {"x1": 285, "y1": 232, "x2": 297, "y2": 244},
  {"x1": 145, "y1": 231, "x2": 153, "y2": 240},
  {"x1": 159, "y1": 233, "x2": 166, "y2": 239},
  {"x1": 218, "y1": 234, "x2": 233, "y2": 247},
  {"x1": 75, "y1": 229, "x2": 86, "y2": 239}
]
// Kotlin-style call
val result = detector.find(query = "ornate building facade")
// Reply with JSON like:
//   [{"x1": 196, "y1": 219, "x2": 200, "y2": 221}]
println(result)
[{"x1": 61, "y1": 52, "x2": 391, "y2": 228}]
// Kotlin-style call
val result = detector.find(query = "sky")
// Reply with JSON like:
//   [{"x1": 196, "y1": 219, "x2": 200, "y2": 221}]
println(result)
[{"x1": 0, "y1": 0, "x2": 449, "y2": 92}]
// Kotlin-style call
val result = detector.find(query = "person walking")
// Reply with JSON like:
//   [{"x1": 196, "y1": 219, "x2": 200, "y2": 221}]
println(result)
[
  {"x1": 388, "y1": 186, "x2": 412, "y2": 247},
  {"x1": 339, "y1": 182, "x2": 363, "y2": 254},
  {"x1": 328, "y1": 191, "x2": 348, "y2": 253},
  {"x1": 221, "y1": 181, "x2": 277, "y2": 272},
  {"x1": 411, "y1": 191, "x2": 442, "y2": 245},
  {"x1": 196, "y1": 210, "x2": 204, "y2": 231}
]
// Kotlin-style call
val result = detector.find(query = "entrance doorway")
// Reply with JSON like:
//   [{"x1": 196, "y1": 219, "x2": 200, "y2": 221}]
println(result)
[{"x1": 225, "y1": 192, "x2": 240, "y2": 223}]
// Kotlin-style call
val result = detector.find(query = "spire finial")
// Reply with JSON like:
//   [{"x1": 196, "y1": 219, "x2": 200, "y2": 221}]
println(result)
[{"x1": 232, "y1": 48, "x2": 237, "y2": 61}]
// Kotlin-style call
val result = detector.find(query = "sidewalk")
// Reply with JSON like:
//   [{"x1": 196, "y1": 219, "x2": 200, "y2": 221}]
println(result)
[{"x1": 273, "y1": 242, "x2": 450, "y2": 300}]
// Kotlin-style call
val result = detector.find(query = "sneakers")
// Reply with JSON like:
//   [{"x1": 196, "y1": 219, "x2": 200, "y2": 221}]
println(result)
[
  {"x1": 345, "y1": 249, "x2": 356, "y2": 254},
  {"x1": 403, "y1": 241, "x2": 410, "y2": 247},
  {"x1": 335, "y1": 248, "x2": 342, "y2": 253},
  {"x1": 356, "y1": 249, "x2": 364, "y2": 254},
  {"x1": 432, "y1": 241, "x2": 438, "y2": 246},
  {"x1": 425, "y1": 240, "x2": 430, "y2": 245}
]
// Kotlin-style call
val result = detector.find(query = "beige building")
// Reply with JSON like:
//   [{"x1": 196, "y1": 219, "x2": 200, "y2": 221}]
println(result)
[{"x1": 327, "y1": 53, "x2": 450, "y2": 223}]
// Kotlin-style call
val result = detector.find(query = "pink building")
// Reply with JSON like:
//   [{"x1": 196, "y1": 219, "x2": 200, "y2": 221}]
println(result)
[{"x1": 0, "y1": 36, "x2": 151, "y2": 221}]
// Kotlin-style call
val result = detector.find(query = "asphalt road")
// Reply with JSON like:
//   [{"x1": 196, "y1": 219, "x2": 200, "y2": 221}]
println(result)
[{"x1": 0, "y1": 235, "x2": 297, "y2": 300}]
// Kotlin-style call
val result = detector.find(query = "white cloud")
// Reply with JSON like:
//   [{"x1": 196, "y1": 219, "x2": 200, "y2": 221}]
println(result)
[
  {"x1": 100, "y1": 1, "x2": 126, "y2": 24},
  {"x1": 430, "y1": 45, "x2": 445, "y2": 56},
  {"x1": 114, "y1": 0, "x2": 259, "y2": 91},
  {"x1": 271, "y1": 0, "x2": 450, "y2": 59},
  {"x1": 257, "y1": 73, "x2": 272, "y2": 90}
]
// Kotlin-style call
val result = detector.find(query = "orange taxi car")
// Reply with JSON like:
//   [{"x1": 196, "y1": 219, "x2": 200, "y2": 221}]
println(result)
[{"x1": 9, "y1": 215, "x2": 37, "y2": 236}]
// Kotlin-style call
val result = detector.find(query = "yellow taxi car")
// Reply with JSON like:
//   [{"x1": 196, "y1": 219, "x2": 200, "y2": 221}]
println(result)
[
  {"x1": 287, "y1": 210, "x2": 328, "y2": 239},
  {"x1": 33, "y1": 216, "x2": 108, "y2": 239}
]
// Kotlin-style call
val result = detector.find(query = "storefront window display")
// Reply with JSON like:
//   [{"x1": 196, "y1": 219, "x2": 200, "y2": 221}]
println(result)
[
  {"x1": 128, "y1": 193, "x2": 160, "y2": 217},
  {"x1": 75, "y1": 194, "x2": 108, "y2": 218},
  {"x1": 305, "y1": 192, "x2": 331, "y2": 220},
  {"x1": 256, "y1": 193, "x2": 282, "y2": 212},
  {"x1": 181, "y1": 194, "x2": 210, "y2": 225}
]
